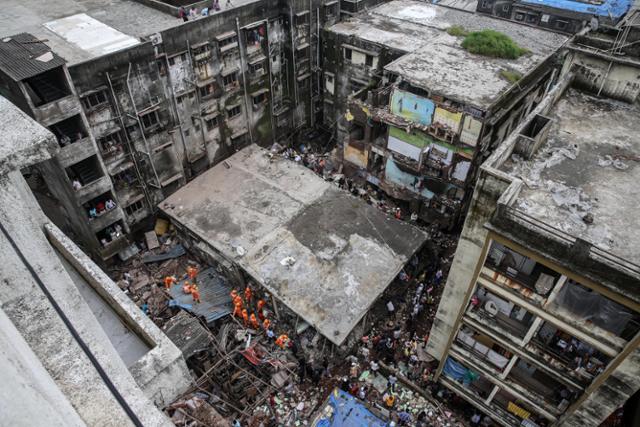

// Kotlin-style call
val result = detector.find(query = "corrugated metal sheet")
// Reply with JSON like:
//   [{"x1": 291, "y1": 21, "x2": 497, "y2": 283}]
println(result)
[
  {"x1": 0, "y1": 33, "x2": 66, "y2": 81},
  {"x1": 168, "y1": 267, "x2": 232, "y2": 324}
]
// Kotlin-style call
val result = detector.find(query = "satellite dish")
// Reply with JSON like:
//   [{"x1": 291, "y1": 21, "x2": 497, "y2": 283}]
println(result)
[{"x1": 484, "y1": 300, "x2": 498, "y2": 317}]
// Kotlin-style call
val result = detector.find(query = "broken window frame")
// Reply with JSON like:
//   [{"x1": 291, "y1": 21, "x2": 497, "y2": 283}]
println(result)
[{"x1": 81, "y1": 90, "x2": 108, "y2": 110}]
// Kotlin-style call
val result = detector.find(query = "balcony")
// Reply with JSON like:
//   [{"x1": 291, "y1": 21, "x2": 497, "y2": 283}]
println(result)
[
  {"x1": 90, "y1": 206, "x2": 125, "y2": 232},
  {"x1": 57, "y1": 137, "x2": 96, "y2": 168},
  {"x1": 75, "y1": 176, "x2": 112, "y2": 204},
  {"x1": 33, "y1": 95, "x2": 81, "y2": 126},
  {"x1": 99, "y1": 235, "x2": 129, "y2": 259}
]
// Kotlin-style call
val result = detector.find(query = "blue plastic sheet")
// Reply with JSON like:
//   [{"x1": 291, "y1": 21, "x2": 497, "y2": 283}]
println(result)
[
  {"x1": 519, "y1": 0, "x2": 631, "y2": 19},
  {"x1": 443, "y1": 358, "x2": 478, "y2": 386},
  {"x1": 314, "y1": 389, "x2": 387, "y2": 427}
]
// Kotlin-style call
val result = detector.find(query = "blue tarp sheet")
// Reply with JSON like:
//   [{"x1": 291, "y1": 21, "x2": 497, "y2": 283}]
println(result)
[
  {"x1": 314, "y1": 389, "x2": 387, "y2": 427},
  {"x1": 443, "y1": 358, "x2": 479, "y2": 386},
  {"x1": 519, "y1": 0, "x2": 632, "y2": 19}
]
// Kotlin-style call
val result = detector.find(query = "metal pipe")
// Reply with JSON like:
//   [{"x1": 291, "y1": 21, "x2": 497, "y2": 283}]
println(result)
[
  {"x1": 265, "y1": 19, "x2": 277, "y2": 143},
  {"x1": 236, "y1": 17, "x2": 254, "y2": 145},
  {"x1": 289, "y1": 3, "x2": 299, "y2": 131},
  {"x1": 125, "y1": 63, "x2": 162, "y2": 188},
  {"x1": 105, "y1": 71, "x2": 154, "y2": 210}
]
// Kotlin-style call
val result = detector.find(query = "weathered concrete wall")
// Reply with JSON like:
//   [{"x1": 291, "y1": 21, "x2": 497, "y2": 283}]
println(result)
[{"x1": 427, "y1": 169, "x2": 511, "y2": 361}]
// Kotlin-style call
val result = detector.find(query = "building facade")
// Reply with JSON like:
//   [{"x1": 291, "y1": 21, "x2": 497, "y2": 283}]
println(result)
[
  {"x1": 0, "y1": 0, "x2": 340, "y2": 261},
  {"x1": 426, "y1": 34, "x2": 640, "y2": 426},
  {"x1": 322, "y1": 0, "x2": 568, "y2": 228}
]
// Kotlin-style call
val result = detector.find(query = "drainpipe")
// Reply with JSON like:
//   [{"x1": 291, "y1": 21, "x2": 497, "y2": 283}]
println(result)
[
  {"x1": 125, "y1": 63, "x2": 162, "y2": 189},
  {"x1": 166, "y1": 41, "x2": 193, "y2": 170},
  {"x1": 236, "y1": 17, "x2": 254, "y2": 144},
  {"x1": 597, "y1": 60, "x2": 613, "y2": 97},
  {"x1": 289, "y1": 3, "x2": 299, "y2": 131},
  {"x1": 106, "y1": 71, "x2": 154, "y2": 211},
  {"x1": 265, "y1": 19, "x2": 277, "y2": 144}
]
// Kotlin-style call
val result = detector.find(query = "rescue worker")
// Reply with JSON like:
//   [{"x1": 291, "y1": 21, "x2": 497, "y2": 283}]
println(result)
[
  {"x1": 186, "y1": 266, "x2": 198, "y2": 282},
  {"x1": 256, "y1": 299, "x2": 266, "y2": 319},
  {"x1": 275, "y1": 334, "x2": 289, "y2": 349},
  {"x1": 182, "y1": 281, "x2": 193, "y2": 294},
  {"x1": 262, "y1": 318, "x2": 271, "y2": 330},
  {"x1": 241, "y1": 309, "x2": 249, "y2": 326},
  {"x1": 163, "y1": 275, "x2": 177, "y2": 290},
  {"x1": 230, "y1": 289, "x2": 239, "y2": 300},
  {"x1": 233, "y1": 295, "x2": 243, "y2": 309},
  {"x1": 233, "y1": 302, "x2": 242, "y2": 318},
  {"x1": 244, "y1": 286, "x2": 252, "y2": 302},
  {"x1": 191, "y1": 284, "x2": 201, "y2": 303},
  {"x1": 250, "y1": 313, "x2": 259, "y2": 329}
]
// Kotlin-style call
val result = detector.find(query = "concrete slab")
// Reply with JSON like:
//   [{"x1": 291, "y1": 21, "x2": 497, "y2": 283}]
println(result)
[
  {"x1": 44, "y1": 13, "x2": 140, "y2": 57},
  {"x1": 160, "y1": 145, "x2": 428, "y2": 345}
]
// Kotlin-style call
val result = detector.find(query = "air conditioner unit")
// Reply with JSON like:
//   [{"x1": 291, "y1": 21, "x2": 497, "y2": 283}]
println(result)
[
  {"x1": 484, "y1": 300, "x2": 498, "y2": 317},
  {"x1": 150, "y1": 33, "x2": 163, "y2": 46}
]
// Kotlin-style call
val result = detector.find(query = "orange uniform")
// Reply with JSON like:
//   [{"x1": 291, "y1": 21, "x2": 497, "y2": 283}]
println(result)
[
  {"x1": 244, "y1": 287, "x2": 252, "y2": 301},
  {"x1": 262, "y1": 318, "x2": 270, "y2": 330},
  {"x1": 230, "y1": 289, "x2": 239, "y2": 300},
  {"x1": 182, "y1": 281, "x2": 193, "y2": 294},
  {"x1": 241, "y1": 309, "x2": 249, "y2": 326},
  {"x1": 233, "y1": 304, "x2": 242, "y2": 318},
  {"x1": 250, "y1": 313, "x2": 259, "y2": 329},
  {"x1": 163, "y1": 276, "x2": 177, "y2": 290},
  {"x1": 187, "y1": 266, "x2": 198, "y2": 280},
  {"x1": 275, "y1": 334, "x2": 289, "y2": 349},
  {"x1": 233, "y1": 295, "x2": 243, "y2": 308},
  {"x1": 257, "y1": 299, "x2": 266, "y2": 311},
  {"x1": 191, "y1": 285, "x2": 201, "y2": 303}
]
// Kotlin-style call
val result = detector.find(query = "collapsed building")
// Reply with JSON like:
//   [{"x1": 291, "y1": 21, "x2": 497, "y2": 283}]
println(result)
[
  {"x1": 321, "y1": 0, "x2": 569, "y2": 229},
  {"x1": 425, "y1": 15, "x2": 640, "y2": 427},
  {"x1": 159, "y1": 144, "x2": 428, "y2": 347}
]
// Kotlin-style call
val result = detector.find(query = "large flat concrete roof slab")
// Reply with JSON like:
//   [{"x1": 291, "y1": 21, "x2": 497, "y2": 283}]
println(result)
[
  {"x1": 160, "y1": 145, "x2": 427, "y2": 345},
  {"x1": 501, "y1": 89, "x2": 640, "y2": 268}
]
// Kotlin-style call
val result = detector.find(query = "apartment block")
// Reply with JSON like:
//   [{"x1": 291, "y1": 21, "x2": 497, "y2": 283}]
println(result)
[
  {"x1": 322, "y1": 0, "x2": 568, "y2": 228},
  {"x1": 426, "y1": 31, "x2": 640, "y2": 427}
]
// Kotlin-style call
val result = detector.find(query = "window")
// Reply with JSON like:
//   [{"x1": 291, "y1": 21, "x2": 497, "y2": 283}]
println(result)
[
  {"x1": 227, "y1": 105, "x2": 241, "y2": 118},
  {"x1": 98, "y1": 132, "x2": 123, "y2": 155},
  {"x1": 184, "y1": 129, "x2": 190, "y2": 136},
  {"x1": 344, "y1": 48, "x2": 352, "y2": 61},
  {"x1": 156, "y1": 60, "x2": 166, "y2": 76},
  {"x1": 515, "y1": 12, "x2": 524, "y2": 21},
  {"x1": 502, "y1": 4, "x2": 509, "y2": 12},
  {"x1": 253, "y1": 92, "x2": 266, "y2": 105},
  {"x1": 526, "y1": 14, "x2": 538, "y2": 23},
  {"x1": 223, "y1": 73, "x2": 238, "y2": 87},
  {"x1": 168, "y1": 57, "x2": 176, "y2": 66},
  {"x1": 365, "y1": 55, "x2": 373, "y2": 67},
  {"x1": 326, "y1": 74, "x2": 334, "y2": 84},
  {"x1": 199, "y1": 83, "x2": 216, "y2": 99},
  {"x1": 188, "y1": 92, "x2": 195, "y2": 100},
  {"x1": 125, "y1": 199, "x2": 144, "y2": 215},
  {"x1": 556, "y1": 20, "x2": 568, "y2": 30},
  {"x1": 250, "y1": 61, "x2": 265, "y2": 75},
  {"x1": 141, "y1": 111, "x2": 159, "y2": 129},
  {"x1": 176, "y1": 94, "x2": 184, "y2": 104},
  {"x1": 481, "y1": 0, "x2": 488, "y2": 8},
  {"x1": 219, "y1": 36, "x2": 238, "y2": 48},
  {"x1": 205, "y1": 116, "x2": 219, "y2": 131},
  {"x1": 82, "y1": 90, "x2": 108, "y2": 109}
]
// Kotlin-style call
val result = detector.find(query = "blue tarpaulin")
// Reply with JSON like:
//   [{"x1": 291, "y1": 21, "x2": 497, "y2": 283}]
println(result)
[
  {"x1": 443, "y1": 358, "x2": 479, "y2": 386},
  {"x1": 519, "y1": 0, "x2": 632, "y2": 19},
  {"x1": 313, "y1": 389, "x2": 387, "y2": 427}
]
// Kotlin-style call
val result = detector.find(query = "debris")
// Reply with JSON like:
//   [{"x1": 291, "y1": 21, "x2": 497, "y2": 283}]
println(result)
[
  {"x1": 280, "y1": 256, "x2": 296, "y2": 267},
  {"x1": 145, "y1": 230, "x2": 160, "y2": 250},
  {"x1": 142, "y1": 244, "x2": 186, "y2": 263},
  {"x1": 582, "y1": 213, "x2": 594, "y2": 225},
  {"x1": 155, "y1": 218, "x2": 169, "y2": 235}
]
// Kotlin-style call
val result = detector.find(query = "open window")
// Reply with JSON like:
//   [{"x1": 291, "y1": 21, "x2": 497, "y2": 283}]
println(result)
[{"x1": 23, "y1": 67, "x2": 71, "y2": 107}]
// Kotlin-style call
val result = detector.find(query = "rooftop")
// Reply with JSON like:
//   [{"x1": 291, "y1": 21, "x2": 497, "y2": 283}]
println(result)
[
  {"x1": 0, "y1": 0, "x2": 178, "y2": 64},
  {"x1": 519, "y1": 0, "x2": 633, "y2": 19},
  {"x1": 0, "y1": 33, "x2": 67, "y2": 81},
  {"x1": 160, "y1": 145, "x2": 427, "y2": 346},
  {"x1": 501, "y1": 89, "x2": 640, "y2": 267},
  {"x1": 329, "y1": 0, "x2": 569, "y2": 109}
]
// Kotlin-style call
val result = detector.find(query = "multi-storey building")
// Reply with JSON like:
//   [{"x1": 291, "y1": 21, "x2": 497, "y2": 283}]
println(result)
[
  {"x1": 426, "y1": 32, "x2": 640, "y2": 426},
  {"x1": 476, "y1": 0, "x2": 633, "y2": 33},
  {"x1": 0, "y1": 0, "x2": 339, "y2": 261},
  {"x1": 322, "y1": 0, "x2": 568, "y2": 228}
]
